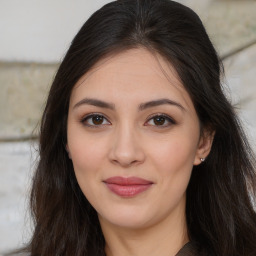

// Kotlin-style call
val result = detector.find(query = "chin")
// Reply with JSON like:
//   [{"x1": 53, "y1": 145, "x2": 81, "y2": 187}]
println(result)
[{"x1": 98, "y1": 206, "x2": 157, "y2": 230}]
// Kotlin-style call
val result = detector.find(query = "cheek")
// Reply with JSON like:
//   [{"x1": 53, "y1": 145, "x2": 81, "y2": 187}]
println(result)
[
  {"x1": 68, "y1": 120, "x2": 108, "y2": 163},
  {"x1": 68, "y1": 135, "x2": 109, "y2": 203},
  {"x1": 148, "y1": 137, "x2": 196, "y2": 207},
  {"x1": 69, "y1": 138, "x2": 108, "y2": 180},
  {"x1": 149, "y1": 134, "x2": 198, "y2": 173},
  {"x1": 147, "y1": 131, "x2": 198, "y2": 194},
  {"x1": 67, "y1": 124, "x2": 110, "y2": 188}
]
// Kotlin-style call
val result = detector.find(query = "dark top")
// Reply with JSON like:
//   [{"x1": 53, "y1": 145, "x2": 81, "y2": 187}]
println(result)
[{"x1": 175, "y1": 242, "x2": 199, "y2": 256}]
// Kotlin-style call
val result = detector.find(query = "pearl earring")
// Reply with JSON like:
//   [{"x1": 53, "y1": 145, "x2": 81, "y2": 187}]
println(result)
[{"x1": 200, "y1": 158, "x2": 205, "y2": 162}]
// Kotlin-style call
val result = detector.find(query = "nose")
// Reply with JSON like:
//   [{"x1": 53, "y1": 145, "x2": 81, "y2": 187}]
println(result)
[{"x1": 108, "y1": 123, "x2": 145, "y2": 167}]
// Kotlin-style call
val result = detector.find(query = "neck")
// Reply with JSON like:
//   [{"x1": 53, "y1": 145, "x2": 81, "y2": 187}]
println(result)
[{"x1": 99, "y1": 202, "x2": 189, "y2": 256}]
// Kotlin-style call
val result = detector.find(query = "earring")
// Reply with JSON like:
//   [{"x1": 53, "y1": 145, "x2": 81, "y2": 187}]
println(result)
[{"x1": 200, "y1": 158, "x2": 205, "y2": 162}]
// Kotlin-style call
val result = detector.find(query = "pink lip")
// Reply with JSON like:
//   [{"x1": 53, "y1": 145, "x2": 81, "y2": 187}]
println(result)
[{"x1": 103, "y1": 176, "x2": 153, "y2": 197}]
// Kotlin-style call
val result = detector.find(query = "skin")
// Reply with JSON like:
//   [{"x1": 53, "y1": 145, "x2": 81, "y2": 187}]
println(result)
[{"x1": 67, "y1": 48, "x2": 213, "y2": 256}]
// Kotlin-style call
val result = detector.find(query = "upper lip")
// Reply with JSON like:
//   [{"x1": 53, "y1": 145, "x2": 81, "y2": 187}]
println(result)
[{"x1": 103, "y1": 176, "x2": 153, "y2": 185}]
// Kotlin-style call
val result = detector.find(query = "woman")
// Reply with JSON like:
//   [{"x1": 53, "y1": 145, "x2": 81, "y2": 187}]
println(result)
[{"x1": 15, "y1": 0, "x2": 256, "y2": 255}]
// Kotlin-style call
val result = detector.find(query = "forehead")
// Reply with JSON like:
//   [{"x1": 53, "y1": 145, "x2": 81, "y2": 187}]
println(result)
[{"x1": 70, "y1": 48, "x2": 193, "y2": 110}]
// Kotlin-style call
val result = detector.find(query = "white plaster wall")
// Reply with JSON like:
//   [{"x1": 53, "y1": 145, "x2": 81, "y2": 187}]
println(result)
[
  {"x1": 0, "y1": 0, "x2": 112, "y2": 63},
  {"x1": 0, "y1": 0, "x2": 212, "y2": 63}
]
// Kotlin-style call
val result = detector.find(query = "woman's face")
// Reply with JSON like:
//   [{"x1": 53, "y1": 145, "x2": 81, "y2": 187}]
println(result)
[{"x1": 67, "y1": 48, "x2": 211, "y2": 230}]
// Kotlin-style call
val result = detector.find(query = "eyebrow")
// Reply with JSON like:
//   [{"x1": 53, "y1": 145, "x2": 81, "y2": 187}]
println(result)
[
  {"x1": 73, "y1": 98, "x2": 115, "y2": 110},
  {"x1": 73, "y1": 98, "x2": 185, "y2": 111}
]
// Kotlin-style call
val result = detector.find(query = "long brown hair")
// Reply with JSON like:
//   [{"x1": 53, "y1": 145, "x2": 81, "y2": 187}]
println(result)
[{"x1": 13, "y1": 0, "x2": 256, "y2": 255}]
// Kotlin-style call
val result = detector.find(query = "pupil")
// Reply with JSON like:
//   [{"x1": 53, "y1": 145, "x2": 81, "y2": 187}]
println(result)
[
  {"x1": 92, "y1": 115, "x2": 103, "y2": 125},
  {"x1": 154, "y1": 116, "x2": 165, "y2": 125}
]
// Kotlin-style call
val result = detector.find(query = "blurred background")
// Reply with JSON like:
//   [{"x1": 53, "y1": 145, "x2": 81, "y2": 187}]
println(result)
[{"x1": 0, "y1": 0, "x2": 255, "y2": 254}]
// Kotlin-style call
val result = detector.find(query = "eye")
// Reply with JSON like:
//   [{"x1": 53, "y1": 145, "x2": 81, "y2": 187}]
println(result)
[
  {"x1": 146, "y1": 114, "x2": 176, "y2": 127},
  {"x1": 81, "y1": 114, "x2": 111, "y2": 127}
]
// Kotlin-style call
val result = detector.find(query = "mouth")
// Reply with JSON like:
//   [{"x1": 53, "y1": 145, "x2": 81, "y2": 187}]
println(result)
[{"x1": 103, "y1": 176, "x2": 153, "y2": 197}]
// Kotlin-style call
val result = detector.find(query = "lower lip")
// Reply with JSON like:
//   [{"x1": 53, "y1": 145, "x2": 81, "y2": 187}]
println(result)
[{"x1": 105, "y1": 183, "x2": 152, "y2": 197}]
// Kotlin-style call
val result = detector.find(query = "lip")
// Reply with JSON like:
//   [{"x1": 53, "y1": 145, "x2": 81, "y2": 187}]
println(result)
[{"x1": 103, "y1": 176, "x2": 153, "y2": 197}]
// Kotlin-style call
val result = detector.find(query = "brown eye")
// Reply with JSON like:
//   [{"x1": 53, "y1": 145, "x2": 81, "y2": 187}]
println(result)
[
  {"x1": 92, "y1": 115, "x2": 104, "y2": 125},
  {"x1": 153, "y1": 116, "x2": 166, "y2": 125},
  {"x1": 82, "y1": 114, "x2": 110, "y2": 127},
  {"x1": 146, "y1": 114, "x2": 176, "y2": 127}
]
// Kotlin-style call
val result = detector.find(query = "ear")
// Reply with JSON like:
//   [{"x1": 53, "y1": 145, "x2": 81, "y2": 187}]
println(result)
[
  {"x1": 66, "y1": 144, "x2": 72, "y2": 159},
  {"x1": 193, "y1": 129, "x2": 215, "y2": 165}
]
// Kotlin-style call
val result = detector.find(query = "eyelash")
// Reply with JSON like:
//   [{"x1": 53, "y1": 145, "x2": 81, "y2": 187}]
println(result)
[{"x1": 80, "y1": 113, "x2": 176, "y2": 128}]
